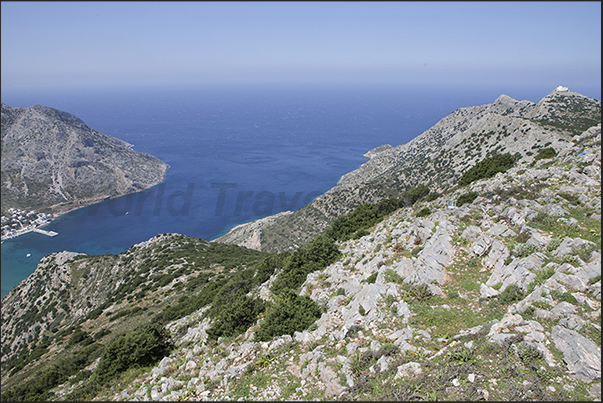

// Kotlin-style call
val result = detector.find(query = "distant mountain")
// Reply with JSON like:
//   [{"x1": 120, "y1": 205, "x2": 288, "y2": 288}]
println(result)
[
  {"x1": 1, "y1": 103, "x2": 169, "y2": 214},
  {"x1": 216, "y1": 89, "x2": 601, "y2": 252}
]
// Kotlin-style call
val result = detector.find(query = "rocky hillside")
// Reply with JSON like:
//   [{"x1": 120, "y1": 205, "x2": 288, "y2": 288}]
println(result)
[
  {"x1": 0, "y1": 234, "x2": 267, "y2": 374},
  {"x1": 85, "y1": 124, "x2": 601, "y2": 401},
  {"x1": 0, "y1": 90, "x2": 600, "y2": 401},
  {"x1": 1, "y1": 103, "x2": 168, "y2": 214},
  {"x1": 216, "y1": 89, "x2": 601, "y2": 253}
]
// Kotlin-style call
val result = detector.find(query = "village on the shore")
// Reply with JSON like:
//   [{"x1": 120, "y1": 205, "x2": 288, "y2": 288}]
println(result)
[{"x1": 1, "y1": 208, "x2": 56, "y2": 241}]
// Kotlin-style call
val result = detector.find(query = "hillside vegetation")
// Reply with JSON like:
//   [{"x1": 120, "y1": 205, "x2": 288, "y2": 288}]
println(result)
[{"x1": 0, "y1": 89, "x2": 600, "y2": 401}]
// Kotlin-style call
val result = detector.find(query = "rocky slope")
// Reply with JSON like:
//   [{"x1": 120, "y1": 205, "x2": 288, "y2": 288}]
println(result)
[
  {"x1": 1, "y1": 103, "x2": 169, "y2": 214},
  {"x1": 82, "y1": 124, "x2": 600, "y2": 401},
  {"x1": 216, "y1": 89, "x2": 601, "y2": 253},
  {"x1": 0, "y1": 90, "x2": 600, "y2": 401}
]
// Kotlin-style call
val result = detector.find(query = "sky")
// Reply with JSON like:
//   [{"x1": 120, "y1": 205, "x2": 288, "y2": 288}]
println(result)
[{"x1": 1, "y1": 1, "x2": 601, "y2": 90}]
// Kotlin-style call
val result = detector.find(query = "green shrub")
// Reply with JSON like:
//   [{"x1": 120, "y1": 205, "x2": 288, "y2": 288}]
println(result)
[
  {"x1": 411, "y1": 246, "x2": 424, "y2": 256},
  {"x1": 416, "y1": 207, "x2": 431, "y2": 218},
  {"x1": 207, "y1": 292, "x2": 265, "y2": 340},
  {"x1": 513, "y1": 242, "x2": 538, "y2": 258},
  {"x1": 499, "y1": 284, "x2": 524, "y2": 304},
  {"x1": 559, "y1": 192, "x2": 580, "y2": 205},
  {"x1": 325, "y1": 197, "x2": 401, "y2": 242},
  {"x1": 457, "y1": 191, "x2": 479, "y2": 207},
  {"x1": 364, "y1": 272, "x2": 378, "y2": 284},
  {"x1": 384, "y1": 269, "x2": 404, "y2": 284},
  {"x1": 458, "y1": 153, "x2": 517, "y2": 186},
  {"x1": 352, "y1": 228, "x2": 371, "y2": 239},
  {"x1": 447, "y1": 290, "x2": 460, "y2": 300},
  {"x1": 254, "y1": 290, "x2": 322, "y2": 342},
  {"x1": 535, "y1": 266, "x2": 556, "y2": 285},
  {"x1": 533, "y1": 147, "x2": 557, "y2": 161},
  {"x1": 67, "y1": 328, "x2": 94, "y2": 348},
  {"x1": 424, "y1": 192, "x2": 443, "y2": 202},
  {"x1": 271, "y1": 234, "x2": 341, "y2": 294},
  {"x1": 401, "y1": 184, "x2": 430, "y2": 206},
  {"x1": 549, "y1": 290, "x2": 578, "y2": 304},
  {"x1": 403, "y1": 283, "x2": 432, "y2": 302},
  {"x1": 547, "y1": 237, "x2": 562, "y2": 251},
  {"x1": 92, "y1": 322, "x2": 172, "y2": 384},
  {"x1": 574, "y1": 243, "x2": 597, "y2": 262},
  {"x1": 93, "y1": 328, "x2": 111, "y2": 341},
  {"x1": 448, "y1": 347, "x2": 475, "y2": 364}
]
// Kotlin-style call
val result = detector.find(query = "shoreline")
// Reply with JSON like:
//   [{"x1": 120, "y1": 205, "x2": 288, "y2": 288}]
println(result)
[{"x1": 1, "y1": 170, "x2": 169, "y2": 244}]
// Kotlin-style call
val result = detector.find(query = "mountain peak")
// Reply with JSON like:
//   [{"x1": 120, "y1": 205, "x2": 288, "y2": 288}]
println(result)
[{"x1": 493, "y1": 94, "x2": 516, "y2": 104}]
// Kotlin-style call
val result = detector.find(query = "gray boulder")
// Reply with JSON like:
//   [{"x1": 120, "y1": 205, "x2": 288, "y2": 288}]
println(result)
[
  {"x1": 550, "y1": 301, "x2": 578, "y2": 318},
  {"x1": 552, "y1": 325, "x2": 601, "y2": 382},
  {"x1": 542, "y1": 204, "x2": 569, "y2": 217},
  {"x1": 554, "y1": 236, "x2": 596, "y2": 257},
  {"x1": 486, "y1": 253, "x2": 544, "y2": 292},
  {"x1": 395, "y1": 362, "x2": 422, "y2": 379},
  {"x1": 576, "y1": 253, "x2": 601, "y2": 283},
  {"x1": 480, "y1": 283, "x2": 499, "y2": 298},
  {"x1": 461, "y1": 225, "x2": 482, "y2": 242},
  {"x1": 472, "y1": 234, "x2": 492, "y2": 257},
  {"x1": 401, "y1": 222, "x2": 454, "y2": 285},
  {"x1": 487, "y1": 223, "x2": 517, "y2": 237},
  {"x1": 482, "y1": 240, "x2": 509, "y2": 271}
]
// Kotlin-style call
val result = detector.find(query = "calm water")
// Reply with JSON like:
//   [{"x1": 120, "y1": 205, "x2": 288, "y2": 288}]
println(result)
[{"x1": 2, "y1": 82, "x2": 600, "y2": 297}]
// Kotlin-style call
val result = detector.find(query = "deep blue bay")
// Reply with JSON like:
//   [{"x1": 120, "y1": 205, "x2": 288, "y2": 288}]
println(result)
[{"x1": 2, "y1": 82, "x2": 600, "y2": 297}]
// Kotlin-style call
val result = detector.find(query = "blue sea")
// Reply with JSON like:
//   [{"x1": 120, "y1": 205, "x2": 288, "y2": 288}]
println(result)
[{"x1": 2, "y1": 82, "x2": 600, "y2": 297}]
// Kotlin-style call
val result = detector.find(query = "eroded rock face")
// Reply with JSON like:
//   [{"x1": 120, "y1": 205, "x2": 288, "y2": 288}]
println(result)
[{"x1": 1, "y1": 103, "x2": 168, "y2": 213}]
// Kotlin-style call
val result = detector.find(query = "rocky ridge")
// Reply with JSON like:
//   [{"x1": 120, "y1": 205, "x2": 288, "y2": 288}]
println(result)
[
  {"x1": 32, "y1": 122, "x2": 599, "y2": 401},
  {"x1": 216, "y1": 89, "x2": 600, "y2": 253},
  {"x1": 1, "y1": 103, "x2": 169, "y2": 214}
]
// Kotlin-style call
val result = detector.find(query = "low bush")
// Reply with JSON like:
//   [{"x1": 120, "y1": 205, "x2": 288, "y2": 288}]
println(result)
[
  {"x1": 254, "y1": 290, "x2": 322, "y2": 342},
  {"x1": 364, "y1": 272, "x2": 378, "y2": 284},
  {"x1": 499, "y1": 284, "x2": 524, "y2": 304},
  {"x1": 533, "y1": 147, "x2": 557, "y2": 161},
  {"x1": 92, "y1": 322, "x2": 172, "y2": 385},
  {"x1": 458, "y1": 153, "x2": 517, "y2": 186},
  {"x1": 206, "y1": 292, "x2": 265, "y2": 340},
  {"x1": 416, "y1": 207, "x2": 431, "y2": 217},
  {"x1": 457, "y1": 191, "x2": 479, "y2": 207}
]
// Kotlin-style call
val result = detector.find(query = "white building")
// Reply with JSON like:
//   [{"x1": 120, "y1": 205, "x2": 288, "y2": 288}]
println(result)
[{"x1": 555, "y1": 85, "x2": 569, "y2": 92}]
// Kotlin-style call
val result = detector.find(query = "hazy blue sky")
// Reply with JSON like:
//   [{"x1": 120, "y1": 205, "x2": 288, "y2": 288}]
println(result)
[{"x1": 1, "y1": 1, "x2": 601, "y2": 89}]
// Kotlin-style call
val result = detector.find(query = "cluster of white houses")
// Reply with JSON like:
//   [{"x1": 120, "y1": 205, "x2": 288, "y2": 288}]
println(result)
[{"x1": 1, "y1": 208, "x2": 54, "y2": 241}]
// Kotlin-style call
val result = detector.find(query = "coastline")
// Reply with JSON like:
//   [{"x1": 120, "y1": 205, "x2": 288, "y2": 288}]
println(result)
[{"x1": 1, "y1": 167, "x2": 170, "y2": 243}]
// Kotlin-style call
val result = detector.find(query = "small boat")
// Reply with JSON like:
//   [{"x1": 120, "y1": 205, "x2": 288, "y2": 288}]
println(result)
[{"x1": 26, "y1": 253, "x2": 31, "y2": 257}]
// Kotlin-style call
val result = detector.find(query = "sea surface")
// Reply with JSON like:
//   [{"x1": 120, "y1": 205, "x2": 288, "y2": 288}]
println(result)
[{"x1": 1, "y1": 82, "x2": 600, "y2": 298}]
